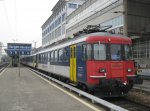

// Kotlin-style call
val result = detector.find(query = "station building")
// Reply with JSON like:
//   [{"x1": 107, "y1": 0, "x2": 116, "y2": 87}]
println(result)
[
  {"x1": 41, "y1": 0, "x2": 150, "y2": 70},
  {"x1": 41, "y1": 0, "x2": 86, "y2": 48},
  {"x1": 66, "y1": 0, "x2": 150, "y2": 68}
]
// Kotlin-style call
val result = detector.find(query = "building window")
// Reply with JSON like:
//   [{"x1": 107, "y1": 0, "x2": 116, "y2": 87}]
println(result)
[
  {"x1": 62, "y1": 23, "x2": 65, "y2": 34},
  {"x1": 132, "y1": 38, "x2": 150, "y2": 59},
  {"x1": 52, "y1": 31, "x2": 55, "y2": 39},
  {"x1": 58, "y1": 17, "x2": 61, "y2": 24},
  {"x1": 58, "y1": 26, "x2": 61, "y2": 36},
  {"x1": 62, "y1": 13, "x2": 66, "y2": 22},
  {"x1": 101, "y1": 16, "x2": 123, "y2": 30},
  {"x1": 68, "y1": 3, "x2": 77, "y2": 9}
]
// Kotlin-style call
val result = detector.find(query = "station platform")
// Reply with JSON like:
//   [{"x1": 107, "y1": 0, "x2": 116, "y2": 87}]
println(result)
[{"x1": 0, "y1": 67, "x2": 103, "y2": 111}]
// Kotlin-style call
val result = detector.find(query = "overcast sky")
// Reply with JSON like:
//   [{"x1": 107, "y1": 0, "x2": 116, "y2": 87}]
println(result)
[{"x1": 0, "y1": 0, "x2": 59, "y2": 48}]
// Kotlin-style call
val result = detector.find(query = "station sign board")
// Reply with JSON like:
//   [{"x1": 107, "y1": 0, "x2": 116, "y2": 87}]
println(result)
[{"x1": 7, "y1": 43, "x2": 32, "y2": 56}]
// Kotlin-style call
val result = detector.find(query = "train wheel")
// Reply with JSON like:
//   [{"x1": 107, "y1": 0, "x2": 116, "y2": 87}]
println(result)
[
  {"x1": 82, "y1": 84, "x2": 88, "y2": 92},
  {"x1": 77, "y1": 83, "x2": 82, "y2": 89},
  {"x1": 89, "y1": 89, "x2": 95, "y2": 95}
]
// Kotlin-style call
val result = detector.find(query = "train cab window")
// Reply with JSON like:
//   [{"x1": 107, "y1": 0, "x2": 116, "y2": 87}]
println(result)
[
  {"x1": 87, "y1": 44, "x2": 92, "y2": 60},
  {"x1": 124, "y1": 45, "x2": 132, "y2": 60},
  {"x1": 93, "y1": 44, "x2": 106, "y2": 60},
  {"x1": 110, "y1": 44, "x2": 122, "y2": 60}
]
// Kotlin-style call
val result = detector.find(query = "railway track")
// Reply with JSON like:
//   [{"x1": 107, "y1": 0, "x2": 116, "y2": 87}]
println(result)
[
  {"x1": 105, "y1": 97, "x2": 150, "y2": 111},
  {"x1": 26, "y1": 66, "x2": 150, "y2": 111},
  {"x1": 0, "y1": 62, "x2": 9, "y2": 73}
]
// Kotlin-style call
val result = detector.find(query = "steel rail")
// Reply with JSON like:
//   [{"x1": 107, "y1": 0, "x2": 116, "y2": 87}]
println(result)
[
  {"x1": 0, "y1": 62, "x2": 9, "y2": 73},
  {"x1": 27, "y1": 67, "x2": 128, "y2": 111}
]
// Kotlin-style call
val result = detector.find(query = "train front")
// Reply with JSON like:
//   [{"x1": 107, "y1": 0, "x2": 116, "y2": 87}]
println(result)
[{"x1": 86, "y1": 35, "x2": 136, "y2": 97}]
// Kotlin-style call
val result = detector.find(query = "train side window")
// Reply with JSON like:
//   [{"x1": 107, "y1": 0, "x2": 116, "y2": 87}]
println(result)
[
  {"x1": 49, "y1": 52, "x2": 51, "y2": 61},
  {"x1": 63, "y1": 48, "x2": 69, "y2": 62},
  {"x1": 87, "y1": 44, "x2": 92, "y2": 60},
  {"x1": 51, "y1": 51, "x2": 54, "y2": 62},
  {"x1": 43, "y1": 53, "x2": 46, "y2": 62},
  {"x1": 42, "y1": 54, "x2": 44, "y2": 62},
  {"x1": 39, "y1": 54, "x2": 40, "y2": 62},
  {"x1": 82, "y1": 44, "x2": 86, "y2": 61},
  {"x1": 48, "y1": 52, "x2": 49, "y2": 61},
  {"x1": 58, "y1": 49, "x2": 63, "y2": 62},
  {"x1": 46, "y1": 53, "x2": 48, "y2": 61},
  {"x1": 40, "y1": 54, "x2": 42, "y2": 62},
  {"x1": 54, "y1": 50, "x2": 58, "y2": 62},
  {"x1": 45, "y1": 53, "x2": 48, "y2": 61}
]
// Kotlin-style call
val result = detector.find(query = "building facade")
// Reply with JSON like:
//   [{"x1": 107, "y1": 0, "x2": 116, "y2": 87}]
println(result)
[
  {"x1": 66, "y1": 0, "x2": 125, "y2": 38},
  {"x1": 41, "y1": 0, "x2": 150, "y2": 70},
  {"x1": 41, "y1": 0, "x2": 86, "y2": 48}
]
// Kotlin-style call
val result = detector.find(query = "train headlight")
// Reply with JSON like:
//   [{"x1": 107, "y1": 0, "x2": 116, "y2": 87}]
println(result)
[
  {"x1": 127, "y1": 68, "x2": 132, "y2": 72},
  {"x1": 100, "y1": 68, "x2": 106, "y2": 73}
]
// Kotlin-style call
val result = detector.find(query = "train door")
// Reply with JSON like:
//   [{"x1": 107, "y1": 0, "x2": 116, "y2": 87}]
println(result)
[{"x1": 70, "y1": 45, "x2": 77, "y2": 82}]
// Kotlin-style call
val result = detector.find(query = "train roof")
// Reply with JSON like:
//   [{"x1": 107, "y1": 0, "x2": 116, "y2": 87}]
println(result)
[{"x1": 33, "y1": 32, "x2": 129, "y2": 55}]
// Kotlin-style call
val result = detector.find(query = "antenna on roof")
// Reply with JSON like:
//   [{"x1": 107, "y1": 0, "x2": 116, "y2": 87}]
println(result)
[{"x1": 73, "y1": 24, "x2": 112, "y2": 37}]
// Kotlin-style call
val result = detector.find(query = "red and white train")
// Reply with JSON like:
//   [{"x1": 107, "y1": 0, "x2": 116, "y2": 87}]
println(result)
[{"x1": 21, "y1": 25, "x2": 141, "y2": 97}]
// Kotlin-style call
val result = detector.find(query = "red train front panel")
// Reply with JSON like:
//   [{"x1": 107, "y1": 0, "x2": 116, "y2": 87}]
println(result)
[{"x1": 85, "y1": 35, "x2": 135, "y2": 93}]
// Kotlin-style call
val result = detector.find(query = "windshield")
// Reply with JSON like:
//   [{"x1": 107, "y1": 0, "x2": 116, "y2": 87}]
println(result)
[
  {"x1": 93, "y1": 43, "x2": 106, "y2": 60},
  {"x1": 124, "y1": 45, "x2": 132, "y2": 60},
  {"x1": 87, "y1": 43, "x2": 132, "y2": 61},
  {"x1": 110, "y1": 44, "x2": 122, "y2": 60}
]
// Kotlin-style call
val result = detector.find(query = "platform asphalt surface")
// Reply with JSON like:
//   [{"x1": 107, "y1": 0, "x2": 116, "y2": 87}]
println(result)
[{"x1": 0, "y1": 67, "x2": 102, "y2": 111}]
